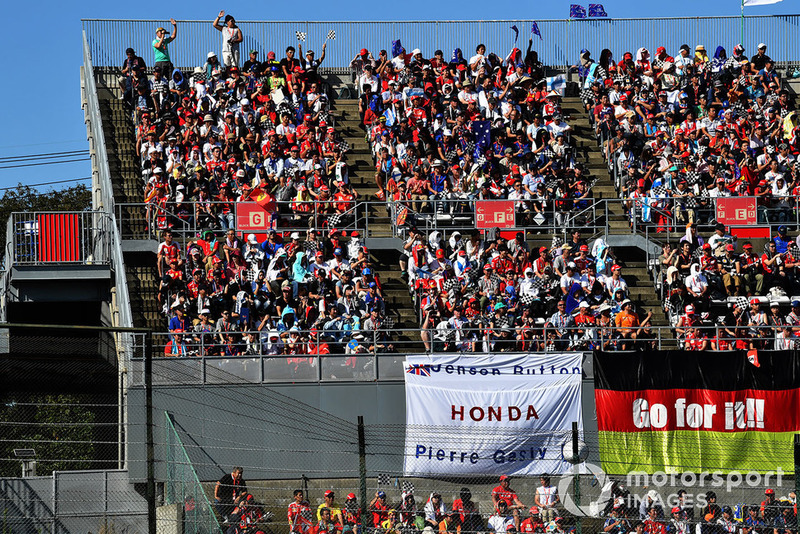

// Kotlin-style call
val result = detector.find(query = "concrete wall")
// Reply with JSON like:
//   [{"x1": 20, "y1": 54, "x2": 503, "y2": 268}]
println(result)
[{"x1": 126, "y1": 355, "x2": 598, "y2": 483}]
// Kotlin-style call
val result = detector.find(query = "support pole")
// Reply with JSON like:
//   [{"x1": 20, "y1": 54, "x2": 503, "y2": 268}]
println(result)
[
  {"x1": 145, "y1": 332, "x2": 156, "y2": 534},
  {"x1": 572, "y1": 421, "x2": 582, "y2": 534},
  {"x1": 358, "y1": 416, "x2": 368, "y2": 531}
]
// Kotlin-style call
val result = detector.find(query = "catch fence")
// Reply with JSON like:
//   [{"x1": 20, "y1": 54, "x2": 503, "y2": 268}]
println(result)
[{"x1": 82, "y1": 16, "x2": 800, "y2": 72}]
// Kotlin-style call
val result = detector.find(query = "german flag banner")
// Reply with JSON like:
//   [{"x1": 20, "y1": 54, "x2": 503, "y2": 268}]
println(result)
[{"x1": 594, "y1": 350, "x2": 800, "y2": 474}]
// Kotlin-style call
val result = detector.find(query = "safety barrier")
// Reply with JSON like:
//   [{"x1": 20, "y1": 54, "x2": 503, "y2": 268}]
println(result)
[{"x1": 82, "y1": 16, "x2": 800, "y2": 71}]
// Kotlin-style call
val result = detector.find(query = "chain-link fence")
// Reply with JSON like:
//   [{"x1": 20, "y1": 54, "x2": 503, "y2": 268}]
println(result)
[
  {"x1": 1, "y1": 323, "x2": 799, "y2": 534},
  {"x1": 165, "y1": 411, "x2": 221, "y2": 534}
]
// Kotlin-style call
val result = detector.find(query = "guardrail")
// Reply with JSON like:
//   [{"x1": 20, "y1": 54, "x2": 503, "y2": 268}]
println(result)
[
  {"x1": 82, "y1": 16, "x2": 800, "y2": 71},
  {"x1": 83, "y1": 31, "x2": 134, "y2": 330},
  {"x1": 7, "y1": 211, "x2": 111, "y2": 266},
  {"x1": 129, "y1": 323, "x2": 795, "y2": 384}
]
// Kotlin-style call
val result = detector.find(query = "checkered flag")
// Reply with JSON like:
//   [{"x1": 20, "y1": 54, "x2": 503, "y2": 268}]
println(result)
[
  {"x1": 531, "y1": 277, "x2": 546, "y2": 291},
  {"x1": 652, "y1": 184, "x2": 670, "y2": 197},
  {"x1": 327, "y1": 29, "x2": 336, "y2": 41},
  {"x1": 337, "y1": 140, "x2": 350, "y2": 153},
  {"x1": 521, "y1": 294, "x2": 536, "y2": 306},
  {"x1": 377, "y1": 474, "x2": 391, "y2": 486},
  {"x1": 733, "y1": 296, "x2": 749, "y2": 311},
  {"x1": 443, "y1": 278, "x2": 460, "y2": 292},
  {"x1": 402, "y1": 481, "x2": 415, "y2": 494},
  {"x1": 296, "y1": 31, "x2": 307, "y2": 42},
  {"x1": 328, "y1": 213, "x2": 343, "y2": 228}
]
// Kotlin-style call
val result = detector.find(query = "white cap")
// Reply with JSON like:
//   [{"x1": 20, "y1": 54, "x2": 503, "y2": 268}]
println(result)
[
  {"x1": 579, "y1": 301, "x2": 589, "y2": 308},
  {"x1": 412, "y1": 48, "x2": 421, "y2": 55},
  {"x1": 247, "y1": 233, "x2": 258, "y2": 244},
  {"x1": 153, "y1": 167, "x2": 163, "y2": 174},
  {"x1": 236, "y1": 169, "x2": 246, "y2": 177},
  {"x1": 200, "y1": 308, "x2": 211, "y2": 314},
  {"x1": 290, "y1": 232, "x2": 301, "y2": 240},
  {"x1": 207, "y1": 51, "x2": 217, "y2": 58},
  {"x1": 443, "y1": 129, "x2": 452, "y2": 136},
  {"x1": 240, "y1": 98, "x2": 250, "y2": 106},
  {"x1": 758, "y1": 43, "x2": 767, "y2": 49}
]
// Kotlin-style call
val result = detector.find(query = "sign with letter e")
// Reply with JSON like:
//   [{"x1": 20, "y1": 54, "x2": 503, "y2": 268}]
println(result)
[
  {"x1": 716, "y1": 197, "x2": 756, "y2": 226},
  {"x1": 476, "y1": 200, "x2": 516, "y2": 229}
]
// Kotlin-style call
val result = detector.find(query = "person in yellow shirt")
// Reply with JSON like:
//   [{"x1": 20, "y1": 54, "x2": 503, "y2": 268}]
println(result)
[
  {"x1": 381, "y1": 510, "x2": 403, "y2": 534},
  {"x1": 317, "y1": 490, "x2": 343, "y2": 525}
]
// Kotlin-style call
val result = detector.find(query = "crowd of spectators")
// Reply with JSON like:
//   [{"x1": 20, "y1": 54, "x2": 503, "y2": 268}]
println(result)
[
  {"x1": 214, "y1": 470, "x2": 796, "y2": 534},
  {"x1": 571, "y1": 41, "x2": 800, "y2": 351},
  {"x1": 602, "y1": 488, "x2": 797, "y2": 534},
  {"x1": 344, "y1": 42, "x2": 661, "y2": 351},
  {"x1": 281, "y1": 476, "x2": 564, "y2": 534},
  {"x1": 352, "y1": 42, "x2": 592, "y2": 225},
  {"x1": 583, "y1": 42, "x2": 799, "y2": 231},
  {"x1": 120, "y1": 15, "x2": 359, "y2": 239},
  {"x1": 396, "y1": 226, "x2": 653, "y2": 352},
  {"x1": 118, "y1": 15, "x2": 396, "y2": 358},
  {"x1": 655, "y1": 222, "x2": 800, "y2": 351}
]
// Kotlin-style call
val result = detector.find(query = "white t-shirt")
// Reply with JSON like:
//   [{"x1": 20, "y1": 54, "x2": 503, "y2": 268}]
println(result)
[
  {"x1": 468, "y1": 54, "x2": 486, "y2": 77},
  {"x1": 488, "y1": 515, "x2": 514, "y2": 534},
  {"x1": 536, "y1": 485, "x2": 558, "y2": 508}
]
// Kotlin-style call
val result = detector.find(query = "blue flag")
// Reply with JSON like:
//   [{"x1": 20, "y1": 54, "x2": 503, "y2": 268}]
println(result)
[
  {"x1": 531, "y1": 21, "x2": 543, "y2": 40},
  {"x1": 391, "y1": 39, "x2": 403, "y2": 58},
  {"x1": 588, "y1": 3, "x2": 608, "y2": 16},
  {"x1": 570, "y1": 4, "x2": 587, "y2": 18},
  {"x1": 472, "y1": 120, "x2": 491, "y2": 160},
  {"x1": 511, "y1": 24, "x2": 519, "y2": 42}
]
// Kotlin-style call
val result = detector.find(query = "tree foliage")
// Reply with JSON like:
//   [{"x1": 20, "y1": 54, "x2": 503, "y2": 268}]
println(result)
[
  {"x1": 0, "y1": 394, "x2": 96, "y2": 477},
  {"x1": 0, "y1": 183, "x2": 92, "y2": 256}
]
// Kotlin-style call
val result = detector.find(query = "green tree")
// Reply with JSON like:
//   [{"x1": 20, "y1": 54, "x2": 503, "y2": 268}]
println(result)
[
  {"x1": 0, "y1": 183, "x2": 91, "y2": 255},
  {"x1": 0, "y1": 394, "x2": 96, "y2": 477}
]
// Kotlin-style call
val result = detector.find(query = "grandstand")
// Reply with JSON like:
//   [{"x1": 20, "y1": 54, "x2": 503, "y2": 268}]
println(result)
[{"x1": 2, "y1": 14, "x2": 800, "y2": 534}]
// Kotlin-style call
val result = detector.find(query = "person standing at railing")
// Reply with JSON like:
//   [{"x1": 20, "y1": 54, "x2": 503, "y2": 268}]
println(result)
[
  {"x1": 212, "y1": 11, "x2": 243, "y2": 69},
  {"x1": 152, "y1": 19, "x2": 177, "y2": 75}
]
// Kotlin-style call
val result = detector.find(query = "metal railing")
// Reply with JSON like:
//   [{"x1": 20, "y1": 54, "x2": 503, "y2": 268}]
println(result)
[
  {"x1": 82, "y1": 16, "x2": 800, "y2": 71},
  {"x1": 6, "y1": 211, "x2": 111, "y2": 266},
  {"x1": 126, "y1": 323, "x2": 798, "y2": 384},
  {"x1": 116, "y1": 197, "x2": 603, "y2": 244},
  {"x1": 116, "y1": 199, "x2": 368, "y2": 241},
  {"x1": 82, "y1": 31, "x2": 134, "y2": 330}
]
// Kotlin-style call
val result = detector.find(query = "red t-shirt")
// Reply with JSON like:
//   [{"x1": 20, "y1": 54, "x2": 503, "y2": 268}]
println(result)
[{"x1": 491, "y1": 485, "x2": 518, "y2": 508}]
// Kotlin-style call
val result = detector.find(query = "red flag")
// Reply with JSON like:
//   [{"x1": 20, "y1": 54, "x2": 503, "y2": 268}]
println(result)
[{"x1": 248, "y1": 186, "x2": 276, "y2": 211}]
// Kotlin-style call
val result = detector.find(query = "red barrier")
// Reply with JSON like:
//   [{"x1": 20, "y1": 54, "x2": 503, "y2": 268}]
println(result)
[{"x1": 37, "y1": 213, "x2": 81, "y2": 262}]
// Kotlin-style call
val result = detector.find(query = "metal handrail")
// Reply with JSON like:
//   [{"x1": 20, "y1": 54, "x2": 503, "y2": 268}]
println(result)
[
  {"x1": 82, "y1": 31, "x2": 133, "y2": 330},
  {"x1": 115, "y1": 197, "x2": 608, "y2": 241},
  {"x1": 82, "y1": 16, "x2": 800, "y2": 70}
]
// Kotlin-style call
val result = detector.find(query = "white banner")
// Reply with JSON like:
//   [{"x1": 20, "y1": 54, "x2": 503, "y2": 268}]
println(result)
[
  {"x1": 743, "y1": 0, "x2": 782, "y2": 6},
  {"x1": 403, "y1": 353, "x2": 583, "y2": 476}
]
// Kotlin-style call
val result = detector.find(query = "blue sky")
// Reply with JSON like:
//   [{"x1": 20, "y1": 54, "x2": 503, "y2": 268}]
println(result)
[{"x1": 0, "y1": 0, "x2": 794, "y2": 193}]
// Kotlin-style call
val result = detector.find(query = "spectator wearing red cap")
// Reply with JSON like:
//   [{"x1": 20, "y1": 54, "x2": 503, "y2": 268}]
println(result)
[
  {"x1": 317, "y1": 490, "x2": 342, "y2": 523},
  {"x1": 761, "y1": 488, "x2": 779, "y2": 523},
  {"x1": 520, "y1": 506, "x2": 545, "y2": 533},
  {"x1": 492, "y1": 476, "x2": 525, "y2": 529}
]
